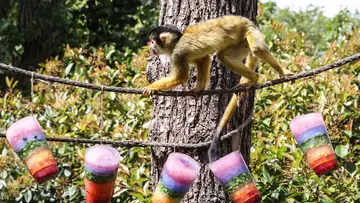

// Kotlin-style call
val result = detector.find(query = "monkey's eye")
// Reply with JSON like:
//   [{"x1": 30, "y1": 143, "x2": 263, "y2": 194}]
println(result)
[{"x1": 151, "y1": 40, "x2": 156, "y2": 45}]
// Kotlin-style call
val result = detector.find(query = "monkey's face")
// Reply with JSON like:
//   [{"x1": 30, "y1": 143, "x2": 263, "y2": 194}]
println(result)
[
  {"x1": 148, "y1": 25, "x2": 182, "y2": 56},
  {"x1": 148, "y1": 39, "x2": 164, "y2": 56}
]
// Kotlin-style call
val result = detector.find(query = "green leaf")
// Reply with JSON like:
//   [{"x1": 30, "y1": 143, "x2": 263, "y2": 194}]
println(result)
[
  {"x1": 58, "y1": 116, "x2": 68, "y2": 124},
  {"x1": 354, "y1": 145, "x2": 360, "y2": 151},
  {"x1": 11, "y1": 80, "x2": 18, "y2": 88},
  {"x1": 0, "y1": 180, "x2": 7, "y2": 188},
  {"x1": 108, "y1": 92, "x2": 116, "y2": 101},
  {"x1": 262, "y1": 166, "x2": 272, "y2": 184},
  {"x1": 106, "y1": 50, "x2": 116, "y2": 59},
  {"x1": 344, "y1": 162, "x2": 356, "y2": 174},
  {"x1": 69, "y1": 185, "x2": 77, "y2": 196},
  {"x1": 65, "y1": 63, "x2": 74, "y2": 75},
  {"x1": 325, "y1": 187, "x2": 336, "y2": 194},
  {"x1": 25, "y1": 190, "x2": 32, "y2": 202},
  {"x1": 262, "y1": 118, "x2": 271, "y2": 127},
  {"x1": 5, "y1": 77, "x2": 11, "y2": 88},
  {"x1": 64, "y1": 169, "x2": 72, "y2": 177},
  {"x1": 335, "y1": 145, "x2": 348, "y2": 158},
  {"x1": 344, "y1": 130, "x2": 352, "y2": 138}
]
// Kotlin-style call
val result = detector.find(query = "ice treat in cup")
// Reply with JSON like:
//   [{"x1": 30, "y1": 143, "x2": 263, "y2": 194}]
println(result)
[
  {"x1": 290, "y1": 113, "x2": 338, "y2": 176},
  {"x1": 152, "y1": 152, "x2": 200, "y2": 203},
  {"x1": 6, "y1": 116, "x2": 59, "y2": 184},
  {"x1": 209, "y1": 151, "x2": 261, "y2": 203},
  {"x1": 84, "y1": 145, "x2": 121, "y2": 203}
]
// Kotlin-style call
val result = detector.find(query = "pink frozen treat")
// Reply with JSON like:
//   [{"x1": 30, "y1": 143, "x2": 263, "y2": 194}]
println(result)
[
  {"x1": 6, "y1": 116, "x2": 59, "y2": 184},
  {"x1": 290, "y1": 113, "x2": 337, "y2": 176},
  {"x1": 84, "y1": 145, "x2": 121, "y2": 203},
  {"x1": 290, "y1": 113, "x2": 327, "y2": 144},
  {"x1": 6, "y1": 116, "x2": 46, "y2": 152},
  {"x1": 85, "y1": 145, "x2": 121, "y2": 175},
  {"x1": 152, "y1": 153, "x2": 200, "y2": 203},
  {"x1": 209, "y1": 151, "x2": 261, "y2": 203}
]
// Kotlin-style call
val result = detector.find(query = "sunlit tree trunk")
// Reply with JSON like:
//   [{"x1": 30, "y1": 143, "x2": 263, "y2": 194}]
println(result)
[{"x1": 146, "y1": 0, "x2": 258, "y2": 202}]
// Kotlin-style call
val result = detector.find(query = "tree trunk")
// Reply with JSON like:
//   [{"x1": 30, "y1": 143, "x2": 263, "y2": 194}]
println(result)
[
  {"x1": 17, "y1": 0, "x2": 65, "y2": 70},
  {"x1": 0, "y1": 0, "x2": 10, "y2": 18},
  {"x1": 146, "y1": 0, "x2": 258, "y2": 202}
]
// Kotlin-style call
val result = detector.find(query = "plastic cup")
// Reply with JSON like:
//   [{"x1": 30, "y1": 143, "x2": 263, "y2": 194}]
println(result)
[
  {"x1": 6, "y1": 116, "x2": 59, "y2": 184},
  {"x1": 290, "y1": 113, "x2": 338, "y2": 176},
  {"x1": 84, "y1": 145, "x2": 121, "y2": 203},
  {"x1": 152, "y1": 153, "x2": 200, "y2": 203},
  {"x1": 209, "y1": 151, "x2": 261, "y2": 203}
]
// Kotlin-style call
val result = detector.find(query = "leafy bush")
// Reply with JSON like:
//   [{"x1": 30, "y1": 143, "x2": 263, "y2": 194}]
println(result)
[
  {"x1": 0, "y1": 2, "x2": 360, "y2": 203},
  {"x1": 252, "y1": 3, "x2": 360, "y2": 202},
  {"x1": 0, "y1": 45, "x2": 153, "y2": 202}
]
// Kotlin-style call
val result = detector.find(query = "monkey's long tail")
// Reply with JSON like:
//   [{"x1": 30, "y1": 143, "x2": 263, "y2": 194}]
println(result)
[{"x1": 208, "y1": 93, "x2": 239, "y2": 163}]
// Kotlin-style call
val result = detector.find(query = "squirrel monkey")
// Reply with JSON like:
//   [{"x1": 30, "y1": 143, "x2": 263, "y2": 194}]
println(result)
[{"x1": 145, "y1": 15, "x2": 294, "y2": 162}]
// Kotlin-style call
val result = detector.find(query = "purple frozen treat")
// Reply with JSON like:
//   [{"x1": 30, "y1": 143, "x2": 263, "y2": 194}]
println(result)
[
  {"x1": 85, "y1": 145, "x2": 121, "y2": 175},
  {"x1": 290, "y1": 113, "x2": 337, "y2": 176},
  {"x1": 290, "y1": 113, "x2": 327, "y2": 144},
  {"x1": 209, "y1": 151, "x2": 248, "y2": 185},
  {"x1": 163, "y1": 153, "x2": 201, "y2": 186},
  {"x1": 6, "y1": 116, "x2": 46, "y2": 152},
  {"x1": 209, "y1": 151, "x2": 261, "y2": 203},
  {"x1": 161, "y1": 152, "x2": 201, "y2": 192},
  {"x1": 152, "y1": 153, "x2": 200, "y2": 203},
  {"x1": 6, "y1": 116, "x2": 59, "y2": 184}
]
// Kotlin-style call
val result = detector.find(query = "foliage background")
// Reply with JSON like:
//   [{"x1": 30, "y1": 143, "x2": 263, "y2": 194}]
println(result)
[{"x1": 0, "y1": 0, "x2": 360, "y2": 202}]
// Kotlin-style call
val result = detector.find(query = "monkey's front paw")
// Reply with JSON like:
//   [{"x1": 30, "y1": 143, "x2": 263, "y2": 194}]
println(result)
[{"x1": 143, "y1": 86, "x2": 156, "y2": 96}]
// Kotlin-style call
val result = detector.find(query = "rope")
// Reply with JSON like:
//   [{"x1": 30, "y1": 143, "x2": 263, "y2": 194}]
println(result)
[
  {"x1": 30, "y1": 72, "x2": 34, "y2": 116},
  {"x1": 313, "y1": 77, "x2": 317, "y2": 112},
  {"x1": 0, "y1": 110, "x2": 253, "y2": 148},
  {"x1": 0, "y1": 54, "x2": 359, "y2": 96},
  {"x1": 99, "y1": 85, "x2": 104, "y2": 144},
  {"x1": 0, "y1": 54, "x2": 358, "y2": 148}
]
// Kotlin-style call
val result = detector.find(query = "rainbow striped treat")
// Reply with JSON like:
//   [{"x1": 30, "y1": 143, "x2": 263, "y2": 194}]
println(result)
[
  {"x1": 152, "y1": 153, "x2": 200, "y2": 203},
  {"x1": 6, "y1": 116, "x2": 59, "y2": 184},
  {"x1": 290, "y1": 113, "x2": 338, "y2": 176},
  {"x1": 85, "y1": 145, "x2": 121, "y2": 203},
  {"x1": 209, "y1": 151, "x2": 261, "y2": 203}
]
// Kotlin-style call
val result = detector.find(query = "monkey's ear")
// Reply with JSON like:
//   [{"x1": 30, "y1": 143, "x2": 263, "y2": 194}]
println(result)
[{"x1": 159, "y1": 32, "x2": 171, "y2": 43}]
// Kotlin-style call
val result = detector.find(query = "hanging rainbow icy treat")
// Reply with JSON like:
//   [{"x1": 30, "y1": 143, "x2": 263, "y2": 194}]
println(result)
[
  {"x1": 84, "y1": 145, "x2": 121, "y2": 203},
  {"x1": 290, "y1": 113, "x2": 338, "y2": 176},
  {"x1": 209, "y1": 151, "x2": 261, "y2": 203},
  {"x1": 152, "y1": 152, "x2": 200, "y2": 203},
  {"x1": 6, "y1": 116, "x2": 59, "y2": 184}
]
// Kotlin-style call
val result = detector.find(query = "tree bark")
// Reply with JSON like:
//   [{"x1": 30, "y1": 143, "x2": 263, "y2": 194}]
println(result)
[
  {"x1": 146, "y1": 0, "x2": 258, "y2": 202},
  {"x1": 0, "y1": 0, "x2": 10, "y2": 18},
  {"x1": 17, "y1": 0, "x2": 66, "y2": 70}
]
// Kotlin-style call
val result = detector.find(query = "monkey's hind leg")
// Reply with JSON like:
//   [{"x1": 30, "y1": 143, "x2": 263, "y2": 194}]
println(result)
[
  {"x1": 217, "y1": 50, "x2": 260, "y2": 87},
  {"x1": 246, "y1": 27, "x2": 294, "y2": 76},
  {"x1": 239, "y1": 53, "x2": 259, "y2": 86},
  {"x1": 191, "y1": 55, "x2": 211, "y2": 92}
]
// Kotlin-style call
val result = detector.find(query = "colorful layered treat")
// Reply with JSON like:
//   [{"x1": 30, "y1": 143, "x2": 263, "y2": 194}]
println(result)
[
  {"x1": 84, "y1": 145, "x2": 121, "y2": 203},
  {"x1": 209, "y1": 151, "x2": 261, "y2": 203},
  {"x1": 290, "y1": 113, "x2": 338, "y2": 176},
  {"x1": 6, "y1": 116, "x2": 59, "y2": 184},
  {"x1": 152, "y1": 153, "x2": 200, "y2": 203}
]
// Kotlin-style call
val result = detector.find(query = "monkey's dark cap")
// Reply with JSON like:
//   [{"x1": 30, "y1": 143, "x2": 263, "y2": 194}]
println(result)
[{"x1": 149, "y1": 24, "x2": 183, "y2": 39}]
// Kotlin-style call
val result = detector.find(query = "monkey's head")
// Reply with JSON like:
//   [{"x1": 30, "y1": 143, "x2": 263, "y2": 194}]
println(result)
[{"x1": 148, "y1": 24, "x2": 182, "y2": 56}]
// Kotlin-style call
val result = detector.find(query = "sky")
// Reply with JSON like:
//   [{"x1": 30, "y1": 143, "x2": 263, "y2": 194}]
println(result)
[{"x1": 262, "y1": 0, "x2": 360, "y2": 17}]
